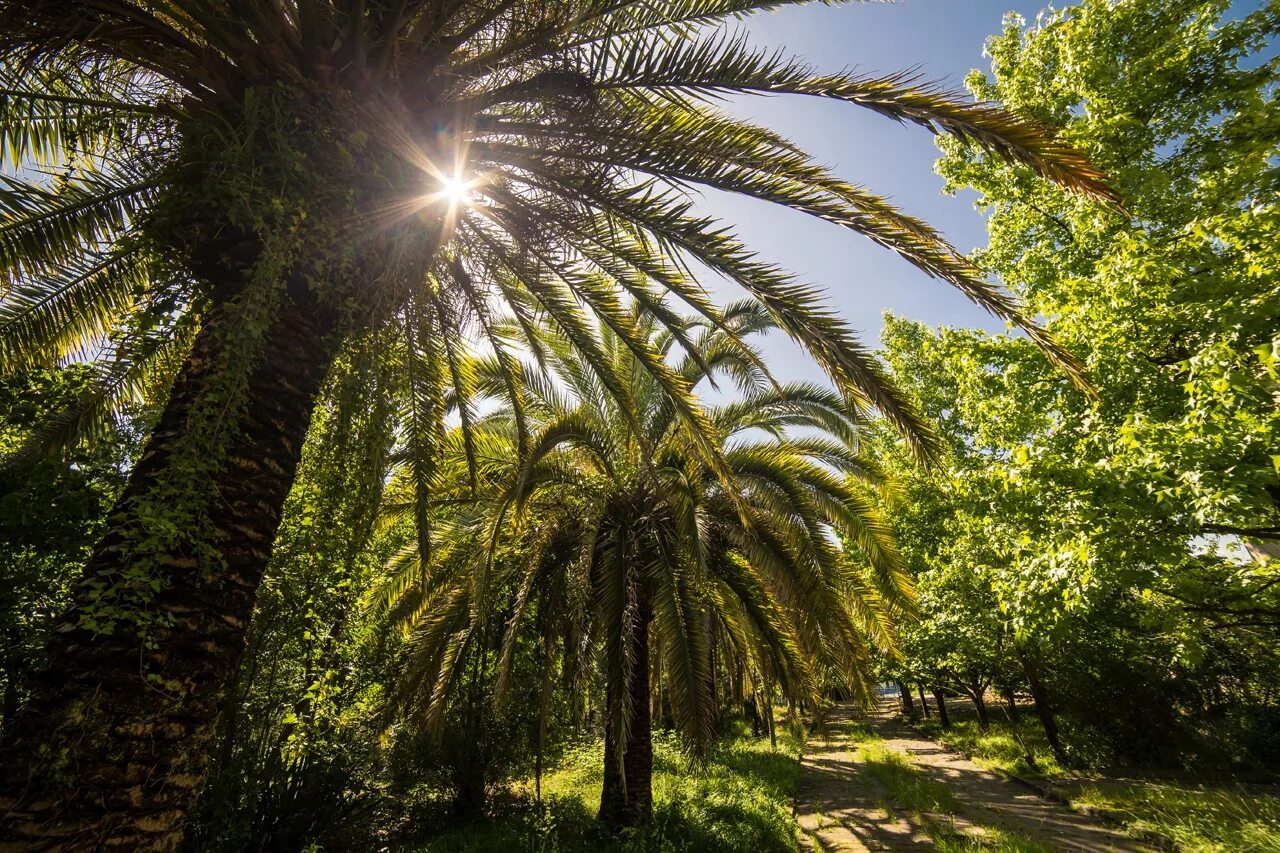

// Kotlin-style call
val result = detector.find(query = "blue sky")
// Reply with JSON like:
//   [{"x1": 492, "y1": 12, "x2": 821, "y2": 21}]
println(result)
[{"x1": 690, "y1": 0, "x2": 1064, "y2": 382}]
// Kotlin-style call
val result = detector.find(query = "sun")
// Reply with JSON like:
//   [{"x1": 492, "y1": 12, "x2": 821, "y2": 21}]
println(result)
[{"x1": 437, "y1": 172, "x2": 475, "y2": 207}]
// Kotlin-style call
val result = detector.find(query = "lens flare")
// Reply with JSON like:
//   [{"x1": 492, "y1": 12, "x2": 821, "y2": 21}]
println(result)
[{"x1": 437, "y1": 173, "x2": 474, "y2": 206}]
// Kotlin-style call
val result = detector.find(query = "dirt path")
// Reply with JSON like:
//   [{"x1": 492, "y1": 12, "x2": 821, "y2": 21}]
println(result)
[{"x1": 794, "y1": 701, "x2": 1152, "y2": 852}]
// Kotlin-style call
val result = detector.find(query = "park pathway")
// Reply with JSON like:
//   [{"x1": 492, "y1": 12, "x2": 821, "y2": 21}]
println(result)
[{"x1": 794, "y1": 701, "x2": 1152, "y2": 852}]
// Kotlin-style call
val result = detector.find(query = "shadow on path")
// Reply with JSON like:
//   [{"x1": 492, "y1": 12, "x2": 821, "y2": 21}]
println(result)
[{"x1": 793, "y1": 701, "x2": 1153, "y2": 852}]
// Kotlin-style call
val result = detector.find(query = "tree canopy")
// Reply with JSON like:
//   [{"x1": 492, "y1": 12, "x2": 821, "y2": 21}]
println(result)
[{"x1": 873, "y1": 0, "x2": 1279, "y2": 771}]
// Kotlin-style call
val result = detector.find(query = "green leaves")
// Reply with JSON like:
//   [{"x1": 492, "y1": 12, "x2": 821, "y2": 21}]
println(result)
[
  {"x1": 0, "y1": 55, "x2": 164, "y2": 170},
  {"x1": 867, "y1": 0, "x2": 1280, "y2": 759}
]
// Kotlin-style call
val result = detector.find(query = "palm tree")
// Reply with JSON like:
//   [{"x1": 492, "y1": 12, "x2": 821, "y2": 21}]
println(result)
[
  {"x1": 380, "y1": 304, "x2": 912, "y2": 828},
  {"x1": 0, "y1": 0, "x2": 1114, "y2": 845}
]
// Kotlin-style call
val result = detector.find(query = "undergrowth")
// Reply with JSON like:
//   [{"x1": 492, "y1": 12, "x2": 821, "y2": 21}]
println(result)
[{"x1": 408, "y1": 716, "x2": 802, "y2": 852}]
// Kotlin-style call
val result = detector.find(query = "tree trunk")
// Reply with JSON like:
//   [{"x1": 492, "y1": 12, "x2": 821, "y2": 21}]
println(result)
[
  {"x1": 1019, "y1": 651, "x2": 1068, "y2": 766},
  {"x1": 1003, "y1": 687, "x2": 1021, "y2": 723},
  {"x1": 971, "y1": 689, "x2": 990, "y2": 730},
  {"x1": 746, "y1": 695, "x2": 762, "y2": 738},
  {"x1": 599, "y1": 587, "x2": 654, "y2": 829},
  {"x1": 0, "y1": 285, "x2": 337, "y2": 852},
  {"x1": 707, "y1": 632, "x2": 719, "y2": 737},
  {"x1": 660, "y1": 686, "x2": 674, "y2": 731},
  {"x1": 896, "y1": 681, "x2": 917, "y2": 720},
  {"x1": 933, "y1": 688, "x2": 950, "y2": 729},
  {"x1": 917, "y1": 685, "x2": 931, "y2": 718},
  {"x1": 650, "y1": 636, "x2": 663, "y2": 724},
  {"x1": 536, "y1": 631, "x2": 552, "y2": 802},
  {"x1": 765, "y1": 686, "x2": 777, "y2": 749}
]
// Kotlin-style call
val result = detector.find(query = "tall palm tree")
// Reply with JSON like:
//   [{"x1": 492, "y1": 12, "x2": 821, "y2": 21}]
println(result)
[
  {"x1": 380, "y1": 304, "x2": 912, "y2": 828},
  {"x1": 0, "y1": 0, "x2": 1114, "y2": 846}
]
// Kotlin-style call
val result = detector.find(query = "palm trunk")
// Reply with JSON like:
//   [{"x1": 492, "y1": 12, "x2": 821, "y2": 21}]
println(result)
[
  {"x1": 933, "y1": 688, "x2": 950, "y2": 729},
  {"x1": 660, "y1": 686, "x2": 674, "y2": 731},
  {"x1": 599, "y1": 587, "x2": 654, "y2": 829},
  {"x1": 1, "y1": 658, "x2": 18, "y2": 739},
  {"x1": 536, "y1": 630, "x2": 552, "y2": 802},
  {"x1": 746, "y1": 695, "x2": 762, "y2": 738},
  {"x1": 707, "y1": 632, "x2": 719, "y2": 737},
  {"x1": 0, "y1": 285, "x2": 337, "y2": 851}
]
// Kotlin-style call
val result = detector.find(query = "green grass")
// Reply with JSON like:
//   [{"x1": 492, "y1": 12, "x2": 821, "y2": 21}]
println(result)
[
  {"x1": 931, "y1": 827, "x2": 1053, "y2": 852},
  {"x1": 1067, "y1": 780, "x2": 1280, "y2": 852},
  {"x1": 840, "y1": 718, "x2": 877, "y2": 744},
  {"x1": 860, "y1": 743, "x2": 961, "y2": 815},
  {"x1": 915, "y1": 715, "x2": 1066, "y2": 780},
  {"x1": 853, "y1": 735, "x2": 1047, "y2": 852},
  {"x1": 407, "y1": 718, "x2": 803, "y2": 853},
  {"x1": 912, "y1": 700, "x2": 1280, "y2": 852}
]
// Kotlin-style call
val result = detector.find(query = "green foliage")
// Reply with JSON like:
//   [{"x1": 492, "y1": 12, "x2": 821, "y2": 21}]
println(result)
[
  {"x1": 0, "y1": 365, "x2": 141, "y2": 726},
  {"x1": 380, "y1": 304, "x2": 909, "y2": 773},
  {"x1": 5, "y1": 0, "x2": 1271, "y2": 848},
  {"x1": 934, "y1": 0, "x2": 1280, "y2": 558},
  {"x1": 1, "y1": 0, "x2": 1116, "y2": 489},
  {"x1": 870, "y1": 0, "x2": 1280, "y2": 775},
  {"x1": 0, "y1": 11, "x2": 1116, "y2": 824}
]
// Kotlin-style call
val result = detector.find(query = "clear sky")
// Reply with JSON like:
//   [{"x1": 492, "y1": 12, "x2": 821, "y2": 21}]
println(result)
[{"x1": 689, "y1": 0, "x2": 1064, "y2": 383}]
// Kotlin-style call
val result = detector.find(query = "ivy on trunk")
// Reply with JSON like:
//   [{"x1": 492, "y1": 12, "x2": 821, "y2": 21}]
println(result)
[{"x1": 0, "y1": 284, "x2": 338, "y2": 850}]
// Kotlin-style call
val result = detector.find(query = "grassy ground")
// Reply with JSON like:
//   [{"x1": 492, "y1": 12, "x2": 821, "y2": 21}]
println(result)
[
  {"x1": 1066, "y1": 780, "x2": 1280, "y2": 853},
  {"x1": 912, "y1": 698, "x2": 1280, "y2": 852},
  {"x1": 840, "y1": 719, "x2": 1049, "y2": 852},
  {"x1": 408, "y1": 717, "x2": 803, "y2": 852},
  {"x1": 914, "y1": 712, "x2": 1066, "y2": 779}
]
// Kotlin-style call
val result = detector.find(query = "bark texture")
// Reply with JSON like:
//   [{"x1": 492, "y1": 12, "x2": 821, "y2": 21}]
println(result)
[
  {"x1": 0, "y1": 285, "x2": 337, "y2": 851},
  {"x1": 599, "y1": 588, "x2": 654, "y2": 829}
]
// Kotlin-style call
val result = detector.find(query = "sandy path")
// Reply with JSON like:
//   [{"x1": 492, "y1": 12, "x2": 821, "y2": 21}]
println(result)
[{"x1": 794, "y1": 701, "x2": 1152, "y2": 852}]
